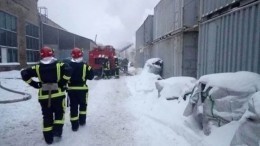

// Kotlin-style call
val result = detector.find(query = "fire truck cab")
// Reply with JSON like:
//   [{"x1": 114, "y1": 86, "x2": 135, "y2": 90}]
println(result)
[{"x1": 89, "y1": 45, "x2": 116, "y2": 77}]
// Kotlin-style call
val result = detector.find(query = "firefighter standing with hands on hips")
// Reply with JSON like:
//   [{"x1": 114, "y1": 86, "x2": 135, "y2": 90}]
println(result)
[
  {"x1": 67, "y1": 48, "x2": 94, "y2": 131},
  {"x1": 20, "y1": 46, "x2": 72, "y2": 144}
]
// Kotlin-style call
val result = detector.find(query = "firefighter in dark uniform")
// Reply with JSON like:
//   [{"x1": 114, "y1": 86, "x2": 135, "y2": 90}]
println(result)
[
  {"x1": 114, "y1": 56, "x2": 119, "y2": 78},
  {"x1": 20, "y1": 46, "x2": 72, "y2": 144},
  {"x1": 103, "y1": 56, "x2": 110, "y2": 79},
  {"x1": 101, "y1": 56, "x2": 106, "y2": 79},
  {"x1": 67, "y1": 48, "x2": 94, "y2": 131}
]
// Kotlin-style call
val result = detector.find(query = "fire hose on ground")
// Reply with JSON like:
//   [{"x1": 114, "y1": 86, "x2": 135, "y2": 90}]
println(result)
[{"x1": 0, "y1": 81, "x2": 31, "y2": 104}]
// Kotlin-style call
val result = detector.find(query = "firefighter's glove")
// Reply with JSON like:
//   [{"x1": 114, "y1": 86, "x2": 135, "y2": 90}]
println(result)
[
  {"x1": 30, "y1": 81, "x2": 42, "y2": 89},
  {"x1": 58, "y1": 81, "x2": 67, "y2": 92}
]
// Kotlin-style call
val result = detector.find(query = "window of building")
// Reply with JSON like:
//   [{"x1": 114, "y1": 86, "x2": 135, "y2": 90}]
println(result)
[
  {"x1": 0, "y1": 12, "x2": 5, "y2": 29},
  {"x1": 0, "y1": 11, "x2": 17, "y2": 47},
  {"x1": 0, "y1": 12, "x2": 17, "y2": 63},
  {"x1": 26, "y1": 37, "x2": 39, "y2": 50},
  {"x1": 26, "y1": 23, "x2": 39, "y2": 38},
  {"x1": 26, "y1": 23, "x2": 39, "y2": 62},
  {"x1": 26, "y1": 50, "x2": 39, "y2": 62},
  {"x1": 0, "y1": 47, "x2": 2, "y2": 63},
  {"x1": 7, "y1": 48, "x2": 18, "y2": 62},
  {"x1": 0, "y1": 29, "x2": 6, "y2": 46},
  {"x1": 11, "y1": 16, "x2": 16, "y2": 32},
  {"x1": 5, "y1": 14, "x2": 12, "y2": 30}
]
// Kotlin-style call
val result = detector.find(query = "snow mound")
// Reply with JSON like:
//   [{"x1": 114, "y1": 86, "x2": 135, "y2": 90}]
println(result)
[
  {"x1": 199, "y1": 71, "x2": 260, "y2": 93},
  {"x1": 230, "y1": 91, "x2": 260, "y2": 146},
  {"x1": 184, "y1": 71, "x2": 260, "y2": 137},
  {"x1": 155, "y1": 77, "x2": 196, "y2": 100},
  {"x1": 143, "y1": 58, "x2": 163, "y2": 75}
]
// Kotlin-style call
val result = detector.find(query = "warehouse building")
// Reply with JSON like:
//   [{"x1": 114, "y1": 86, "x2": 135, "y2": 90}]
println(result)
[
  {"x1": 198, "y1": 0, "x2": 260, "y2": 77},
  {"x1": 0, "y1": 0, "x2": 39, "y2": 70},
  {"x1": 0, "y1": 0, "x2": 95, "y2": 71},
  {"x1": 136, "y1": 0, "x2": 199, "y2": 78},
  {"x1": 136, "y1": 0, "x2": 260, "y2": 78}
]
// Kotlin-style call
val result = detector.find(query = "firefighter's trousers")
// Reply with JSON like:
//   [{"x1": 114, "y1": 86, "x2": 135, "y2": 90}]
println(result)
[
  {"x1": 39, "y1": 96, "x2": 66, "y2": 143},
  {"x1": 68, "y1": 90, "x2": 88, "y2": 130},
  {"x1": 115, "y1": 68, "x2": 119, "y2": 78}
]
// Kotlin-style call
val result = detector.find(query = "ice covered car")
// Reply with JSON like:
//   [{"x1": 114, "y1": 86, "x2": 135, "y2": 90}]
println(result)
[
  {"x1": 144, "y1": 58, "x2": 163, "y2": 76},
  {"x1": 183, "y1": 71, "x2": 260, "y2": 136}
]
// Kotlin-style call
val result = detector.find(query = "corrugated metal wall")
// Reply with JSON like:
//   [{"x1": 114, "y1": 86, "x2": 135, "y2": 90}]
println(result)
[
  {"x1": 134, "y1": 0, "x2": 198, "y2": 78},
  {"x1": 151, "y1": 0, "x2": 198, "y2": 78},
  {"x1": 183, "y1": 0, "x2": 199, "y2": 27},
  {"x1": 152, "y1": 34, "x2": 183, "y2": 77},
  {"x1": 200, "y1": 0, "x2": 239, "y2": 17},
  {"x1": 135, "y1": 22, "x2": 145, "y2": 68},
  {"x1": 135, "y1": 15, "x2": 154, "y2": 68},
  {"x1": 198, "y1": 1, "x2": 260, "y2": 77},
  {"x1": 182, "y1": 32, "x2": 198, "y2": 77},
  {"x1": 153, "y1": 0, "x2": 183, "y2": 39},
  {"x1": 144, "y1": 15, "x2": 154, "y2": 44}
]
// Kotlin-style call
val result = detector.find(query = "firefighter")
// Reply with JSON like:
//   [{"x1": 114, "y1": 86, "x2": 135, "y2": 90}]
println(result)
[
  {"x1": 114, "y1": 56, "x2": 119, "y2": 78},
  {"x1": 20, "y1": 46, "x2": 72, "y2": 144},
  {"x1": 101, "y1": 55, "x2": 106, "y2": 79},
  {"x1": 122, "y1": 58, "x2": 129, "y2": 73},
  {"x1": 103, "y1": 56, "x2": 110, "y2": 79},
  {"x1": 67, "y1": 48, "x2": 94, "y2": 131}
]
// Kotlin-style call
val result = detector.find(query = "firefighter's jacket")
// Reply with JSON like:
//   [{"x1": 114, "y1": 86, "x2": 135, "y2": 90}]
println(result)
[
  {"x1": 115, "y1": 58, "x2": 119, "y2": 68},
  {"x1": 104, "y1": 59, "x2": 110, "y2": 70},
  {"x1": 68, "y1": 62, "x2": 94, "y2": 91},
  {"x1": 21, "y1": 61, "x2": 72, "y2": 100}
]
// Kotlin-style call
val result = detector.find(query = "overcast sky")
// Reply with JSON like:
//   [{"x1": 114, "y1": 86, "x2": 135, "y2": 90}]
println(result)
[{"x1": 38, "y1": 0, "x2": 160, "y2": 49}]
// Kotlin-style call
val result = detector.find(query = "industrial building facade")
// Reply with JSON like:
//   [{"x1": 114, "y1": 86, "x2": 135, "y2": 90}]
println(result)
[
  {"x1": 0, "y1": 0, "x2": 95, "y2": 71},
  {"x1": 0, "y1": 0, "x2": 39, "y2": 69},
  {"x1": 135, "y1": 0, "x2": 260, "y2": 78},
  {"x1": 198, "y1": 0, "x2": 260, "y2": 77},
  {"x1": 136, "y1": 0, "x2": 199, "y2": 78}
]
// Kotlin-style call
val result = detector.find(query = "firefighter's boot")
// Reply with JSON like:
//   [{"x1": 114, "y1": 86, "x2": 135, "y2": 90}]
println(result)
[
  {"x1": 53, "y1": 125, "x2": 62, "y2": 137},
  {"x1": 43, "y1": 131, "x2": 53, "y2": 144},
  {"x1": 79, "y1": 114, "x2": 86, "y2": 126},
  {"x1": 71, "y1": 121, "x2": 79, "y2": 131}
]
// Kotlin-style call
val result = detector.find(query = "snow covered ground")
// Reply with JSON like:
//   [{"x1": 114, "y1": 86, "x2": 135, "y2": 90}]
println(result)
[{"x1": 0, "y1": 70, "x2": 256, "y2": 146}]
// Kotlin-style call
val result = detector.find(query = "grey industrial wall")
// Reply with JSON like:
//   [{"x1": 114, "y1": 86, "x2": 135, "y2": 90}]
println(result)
[
  {"x1": 200, "y1": 0, "x2": 239, "y2": 17},
  {"x1": 182, "y1": 32, "x2": 198, "y2": 77},
  {"x1": 151, "y1": 0, "x2": 198, "y2": 78},
  {"x1": 134, "y1": 0, "x2": 199, "y2": 77},
  {"x1": 135, "y1": 16, "x2": 153, "y2": 68},
  {"x1": 153, "y1": 0, "x2": 182, "y2": 38},
  {"x1": 144, "y1": 16, "x2": 154, "y2": 44},
  {"x1": 153, "y1": 0, "x2": 198, "y2": 38},
  {"x1": 152, "y1": 34, "x2": 183, "y2": 77},
  {"x1": 198, "y1": 1, "x2": 260, "y2": 77},
  {"x1": 42, "y1": 24, "x2": 93, "y2": 61},
  {"x1": 150, "y1": 32, "x2": 198, "y2": 78},
  {"x1": 135, "y1": 24, "x2": 144, "y2": 68},
  {"x1": 199, "y1": 0, "x2": 257, "y2": 19}
]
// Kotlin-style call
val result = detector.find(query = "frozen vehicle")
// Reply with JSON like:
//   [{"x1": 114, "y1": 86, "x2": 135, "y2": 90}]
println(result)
[
  {"x1": 143, "y1": 58, "x2": 163, "y2": 76},
  {"x1": 183, "y1": 71, "x2": 260, "y2": 138}
]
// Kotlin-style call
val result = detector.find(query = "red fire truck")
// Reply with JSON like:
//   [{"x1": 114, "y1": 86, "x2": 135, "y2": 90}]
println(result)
[{"x1": 88, "y1": 45, "x2": 116, "y2": 77}]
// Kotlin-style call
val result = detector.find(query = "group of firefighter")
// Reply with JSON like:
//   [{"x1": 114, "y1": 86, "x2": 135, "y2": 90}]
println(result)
[
  {"x1": 101, "y1": 56, "x2": 120, "y2": 79},
  {"x1": 20, "y1": 46, "x2": 94, "y2": 144},
  {"x1": 101, "y1": 56, "x2": 128, "y2": 79}
]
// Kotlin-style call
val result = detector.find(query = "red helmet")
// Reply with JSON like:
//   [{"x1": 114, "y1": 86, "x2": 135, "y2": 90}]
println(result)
[
  {"x1": 40, "y1": 46, "x2": 54, "y2": 58},
  {"x1": 71, "y1": 48, "x2": 83, "y2": 58}
]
